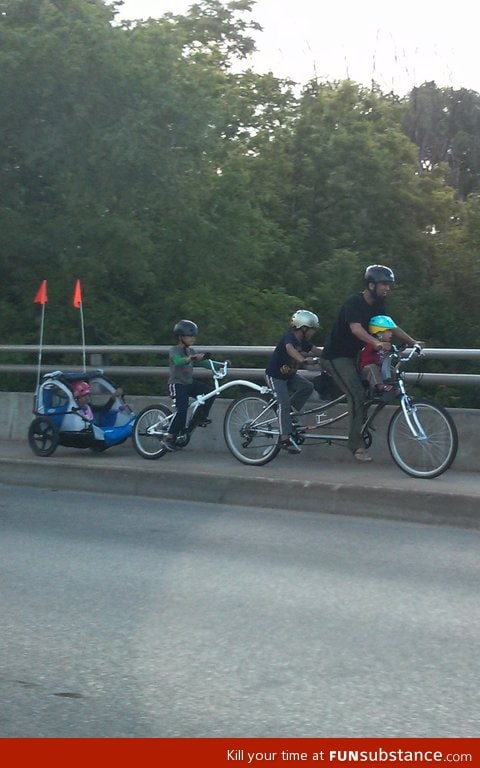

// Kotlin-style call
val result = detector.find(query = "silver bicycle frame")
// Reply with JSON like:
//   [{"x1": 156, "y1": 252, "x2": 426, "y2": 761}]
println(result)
[{"x1": 243, "y1": 346, "x2": 425, "y2": 445}]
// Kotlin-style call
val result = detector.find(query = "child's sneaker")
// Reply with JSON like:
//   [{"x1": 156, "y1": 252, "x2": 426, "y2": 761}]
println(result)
[
  {"x1": 279, "y1": 435, "x2": 302, "y2": 454},
  {"x1": 379, "y1": 384, "x2": 398, "y2": 402},
  {"x1": 190, "y1": 416, "x2": 212, "y2": 428},
  {"x1": 196, "y1": 418, "x2": 212, "y2": 427},
  {"x1": 161, "y1": 438, "x2": 178, "y2": 452}
]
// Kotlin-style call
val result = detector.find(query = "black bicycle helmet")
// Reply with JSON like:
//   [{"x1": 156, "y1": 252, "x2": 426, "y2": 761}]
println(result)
[
  {"x1": 173, "y1": 319, "x2": 198, "y2": 337},
  {"x1": 364, "y1": 264, "x2": 395, "y2": 284}
]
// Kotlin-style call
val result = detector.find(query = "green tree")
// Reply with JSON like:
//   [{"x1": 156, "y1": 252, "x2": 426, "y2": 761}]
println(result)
[
  {"x1": 272, "y1": 81, "x2": 456, "y2": 335},
  {"x1": 0, "y1": 0, "x2": 477, "y2": 394},
  {"x1": 405, "y1": 82, "x2": 480, "y2": 201}
]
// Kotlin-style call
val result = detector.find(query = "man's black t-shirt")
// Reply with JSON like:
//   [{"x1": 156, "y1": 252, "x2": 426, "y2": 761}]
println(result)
[{"x1": 322, "y1": 293, "x2": 386, "y2": 360}]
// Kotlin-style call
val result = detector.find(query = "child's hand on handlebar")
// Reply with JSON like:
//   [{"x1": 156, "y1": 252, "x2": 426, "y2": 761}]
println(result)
[{"x1": 376, "y1": 341, "x2": 392, "y2": 352}]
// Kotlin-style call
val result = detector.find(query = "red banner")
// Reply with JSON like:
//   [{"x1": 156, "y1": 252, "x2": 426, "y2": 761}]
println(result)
[
  {"x1": 1, "y1": 738, "x2": 479, "y2": 768},
  {"x1": 33, "y1": 279, "x2": 48, "y2": 304},
  {"x1": 73, "y1": 278, "x2": 82, "y2": 308}
]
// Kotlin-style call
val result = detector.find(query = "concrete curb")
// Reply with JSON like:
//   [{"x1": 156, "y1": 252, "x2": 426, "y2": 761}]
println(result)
[{"x1": 1, "y1": 447, "x2": 479, "y2": 529}]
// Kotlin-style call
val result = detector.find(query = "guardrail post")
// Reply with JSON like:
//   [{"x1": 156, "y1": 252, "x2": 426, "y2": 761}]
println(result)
[{"x1": 89, "y1": 353, "x2": 104, "y2": 367}]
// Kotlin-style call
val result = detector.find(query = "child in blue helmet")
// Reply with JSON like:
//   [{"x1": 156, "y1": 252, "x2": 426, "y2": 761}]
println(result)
[{"x1": 358, "y1": 314, "x2": 397, "y2": 398}]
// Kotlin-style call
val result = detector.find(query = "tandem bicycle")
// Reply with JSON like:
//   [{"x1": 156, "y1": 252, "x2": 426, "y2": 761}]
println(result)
[{"x1": 223, "y1": 345, "x2": 458, "y2": 479}]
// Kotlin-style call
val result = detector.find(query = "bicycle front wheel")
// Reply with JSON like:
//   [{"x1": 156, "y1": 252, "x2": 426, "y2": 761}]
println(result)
[
  {"x1": 224, "y1": 395, "x2": 280, "y2": 465},
  {"x1": 387, "y1": 398, "x2": 458, "y2": 478},
  {"x1": 133, "y1": 404, "x2": 172, "y2": 459}
]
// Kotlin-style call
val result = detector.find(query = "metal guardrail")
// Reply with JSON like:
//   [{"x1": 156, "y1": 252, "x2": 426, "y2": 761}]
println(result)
[{"x1": 0, "y1": 345, "x2": 479, "y2": 387}]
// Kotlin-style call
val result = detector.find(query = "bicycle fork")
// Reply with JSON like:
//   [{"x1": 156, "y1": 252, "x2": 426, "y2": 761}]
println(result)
[{"x1": 399, "y1": 396, "x2": 428, "y2": 440}]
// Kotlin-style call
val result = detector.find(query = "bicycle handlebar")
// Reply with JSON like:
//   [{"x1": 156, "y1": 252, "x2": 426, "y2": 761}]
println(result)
[
  {"x1": 391, "y1": 343, "x2": 423, "y2": 360},
  {"x1": 207, "y1": 358, "x2": 230, "y2": 378}
]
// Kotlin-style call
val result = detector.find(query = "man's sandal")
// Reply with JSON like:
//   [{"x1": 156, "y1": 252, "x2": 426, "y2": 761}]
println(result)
[{"x1": 354, "y1": 448, "x2": 373, "y2": 462}]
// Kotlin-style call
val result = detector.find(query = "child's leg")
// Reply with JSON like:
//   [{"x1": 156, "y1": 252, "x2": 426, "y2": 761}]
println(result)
[
  {"x1": 266, "y1": 376, "x2": 292, "y2": 438},
  {"x1": 188, "y1": 379, "x2": 214, "y2": 423},
  {"x1": 167, "y1": 383, "x2": 189, "y2": 438},
  {"x1": 381, "y1": 354, "x2": 394, "y2": 383},
  {"x1": 361, "y1": 363, "x2": 383, "y2": 393},
  {"x1": 289, "y1": 374, "x2": 314, "y2": 412}
]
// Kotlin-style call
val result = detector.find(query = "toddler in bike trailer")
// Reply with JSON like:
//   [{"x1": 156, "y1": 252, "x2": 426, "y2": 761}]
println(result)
[
  {"x1": 161, "y1": 319, "x2": 215, "y2": 452},
  {"x1": 265, "y1": 310, "x2": 323, "y2": 454},
  {"x1": 72, "y1": 379, "x2": 124, "y2": 422},
  {"x1": 358, "y1": 315, "x2": 398, "y2": 400}
]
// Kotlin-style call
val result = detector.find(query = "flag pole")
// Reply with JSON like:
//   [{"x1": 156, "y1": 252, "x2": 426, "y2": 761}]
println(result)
[
  {"x1": 36, "y1": 301, "x2": 46, "y2": 403},
  {"x1": 79, "y1": 299, "x2": 86, "y2": 373},
  {"x1": 73, "y1": 279, "x2": 86, "y2": 372},
  {"x1": 33, "y1": 279, "x2": 48, "y2": 410}
]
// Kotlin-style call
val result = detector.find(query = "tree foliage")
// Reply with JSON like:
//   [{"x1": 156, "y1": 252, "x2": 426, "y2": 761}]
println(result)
[{"x1": 1, "y1": 0, "x2": 479, "y2": 400}]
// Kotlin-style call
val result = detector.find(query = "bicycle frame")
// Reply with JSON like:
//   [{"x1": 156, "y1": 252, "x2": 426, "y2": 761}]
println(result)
[
  {"x1": 145, "y1": 360, "x2": 270, "y2": 437},
  {"x1": 188, "y1": 359, "x2": 270, "y2": 421},
  {"x1": 248, "y1": 392, "x2": 386, "y2": 445},
  {"x1": 241, "y1": 346, "x2": 422, "y2": 446},
  {"x1": 297, "y1": 346, "x2": 426, "y2": 444}
]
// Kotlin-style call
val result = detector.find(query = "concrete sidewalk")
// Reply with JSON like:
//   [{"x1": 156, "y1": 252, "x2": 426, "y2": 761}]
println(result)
[{"x1": 0, "y1": 438, "x2": 479, "y2": 529}]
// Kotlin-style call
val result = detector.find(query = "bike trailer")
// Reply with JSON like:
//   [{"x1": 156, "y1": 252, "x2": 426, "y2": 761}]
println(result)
[{"x1": 29, "y1": 369, "x2": 135, "y2": 455}]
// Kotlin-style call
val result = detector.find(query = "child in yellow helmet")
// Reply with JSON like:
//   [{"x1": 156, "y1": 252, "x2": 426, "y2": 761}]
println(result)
[{"x1": 358, "y1": 315, "x2": 397, "y2": 399}]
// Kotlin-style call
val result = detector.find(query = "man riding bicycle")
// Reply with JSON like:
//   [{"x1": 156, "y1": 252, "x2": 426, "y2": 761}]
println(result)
[{"x1": 322, "y1": 265, "x2": 423, "y2": 462}]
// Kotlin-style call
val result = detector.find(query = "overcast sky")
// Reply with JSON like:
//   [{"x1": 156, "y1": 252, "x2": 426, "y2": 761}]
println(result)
[{"x1": 113, "y1": 0, "x2": 480, "y2": 96}]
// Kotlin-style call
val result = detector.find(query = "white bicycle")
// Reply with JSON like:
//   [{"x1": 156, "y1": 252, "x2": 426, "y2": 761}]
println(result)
[{"x1": 132, "y1": 359, "x2": 270, "y2": 459}]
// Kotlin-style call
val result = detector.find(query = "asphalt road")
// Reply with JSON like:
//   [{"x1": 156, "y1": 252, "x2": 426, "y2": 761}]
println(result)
[{"x1": 0, "y1": 483, "x2": 479, "y2": 737}]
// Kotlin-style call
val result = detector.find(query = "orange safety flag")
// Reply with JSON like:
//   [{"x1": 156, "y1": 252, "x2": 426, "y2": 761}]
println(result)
[
  {"x1": 34, "y1": 279, "x2": 48, "y2": 305},
  {"x1": 73, "y1": 278, "x2": 82, "y2": 308}
]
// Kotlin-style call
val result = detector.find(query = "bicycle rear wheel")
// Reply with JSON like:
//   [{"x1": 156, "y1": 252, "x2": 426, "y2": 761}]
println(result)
[
  {"x1": 387, "y1": 398, "x2": 458, "y2": 478},
  {"x1": 224, "y1": 395, "x2": 280, "y2": 465},
  {"x1": 133, "y1": 404, "x2": 172, "y2": 459}
]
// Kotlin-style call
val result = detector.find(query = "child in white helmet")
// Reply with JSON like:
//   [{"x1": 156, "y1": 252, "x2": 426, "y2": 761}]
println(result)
[
  {"x1": 358, "y1": 315, "x2": 397, "y2": 399},
  {"x1": 265, "y1": 310, "x2": 322, "y2": 453}
]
